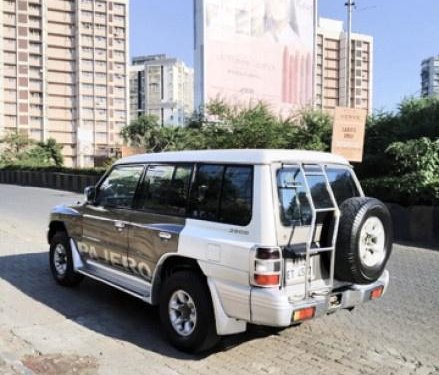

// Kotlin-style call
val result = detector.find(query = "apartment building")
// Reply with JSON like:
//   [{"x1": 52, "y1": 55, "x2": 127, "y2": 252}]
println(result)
[
  {"x1": 421, "y1": 56, "x2": 439, "y2": 97},
  {"x1": 0, "y1": 0, "x2": 129, "y2": 167},
  {"x1": 130, "y1": 54, "x2": 194, "y2": 127},
  {"x1": 316, "y1": 17, "x2": 373, "y2": 113}
]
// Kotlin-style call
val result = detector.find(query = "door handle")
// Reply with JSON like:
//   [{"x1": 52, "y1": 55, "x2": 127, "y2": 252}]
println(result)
[
  {"x1": 158, "y1": 231, "x2": 172, "y2": 241},
  {"x1": 114, "y1": 221, "x2": 126, "y2": 231}
]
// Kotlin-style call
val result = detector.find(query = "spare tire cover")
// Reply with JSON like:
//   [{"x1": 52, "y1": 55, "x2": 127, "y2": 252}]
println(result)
[{"x1": 334, "y1": 197, "x2": 393, "y2": 284}]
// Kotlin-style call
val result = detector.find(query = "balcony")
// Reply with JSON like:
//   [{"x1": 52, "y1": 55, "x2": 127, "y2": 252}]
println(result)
[
  {"x1": 29, "y1": 31, "x2": 42, "y2": 42},
  {"x1": 94, "y1": 26, "x2": 107, "y2": 37},
  {"x1": 3, "y1": 13, "x2": 16, "y2": 26},
  {"x1": 48, "y1": 59, "x2": 75, "y2": 72},
  {"x1": 3, "y1": 26, "x2": 16, "y2": 39},
  {"x1": 49, "y1": 108, "x2": 74, "y2": 121},
  {"x1": 29, "y1": 94, "x2": 43, "y2": 105},
  {"x1": 49, "y1": 9, "x2": 74, "y2": 24},
  {"x1": 4, "y1": 115, "x2": 17, "y2": 128},
  {"x1": 3, "y1": 1, "x2": 16, "y2": 13},
  {"x1": 113, "y1": 17, "x2": 125, "y2": 28},
  {"x1": 29, "y1": 42, "x2": 42, "y2": 54},
  {"x1": 50, "y1": 96, "x2": 74, "y2": 108},
  {"x1": 4, "y1": 104, "x2": 17, "y2": 116},
  {"x1": 48, "y1": 22, "x2": 74, "y2": 36},
  {"x1": 30, "y1": 105, "x2": 43, "y2": 117},
  {"x1": 28, "y1": 5, "x2": 42, "y2": 17},
  {"x1": 49, "y1": 83, "x2": 75, "y2": 96},
  {"x1": 48, "y1": 35, "x2": 74, "y2": 48},
  {"x1": 48, "y1": 47, "x2": 75, "y2": 61},
  {"x1": 47, "y1": 72, "x2": 74, "y2": 85},
  {"x1": 29, "y1": 55, "x2": 43, "y2": 67},
  {"x1": 4, "y1": 78, "x2": 16, "y2": 90},
  {"x1": 46, "y1": 0, "x2": 74, "y2": 12},
  {"x1": 29, "y1": 80, "x2": 43, "y2": 91},
  {"x1": 4, "y1": 89, "x2": 17, "y2": 102},
  {"x1": 3, "y1": 64, "x2": 16, "y2": 78}
]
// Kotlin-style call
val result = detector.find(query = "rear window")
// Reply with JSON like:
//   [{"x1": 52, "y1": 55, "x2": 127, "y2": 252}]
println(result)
[
  {"x1": 189, "y1": 164, "x2": 253, "y2": 226},
  {"x1": 277, "y1": 166, "x2": 360, "y2": 226}
]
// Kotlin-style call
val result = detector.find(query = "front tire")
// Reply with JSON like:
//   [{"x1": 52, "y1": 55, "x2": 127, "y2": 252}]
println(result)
[
  {"x1": 49, "y1": 232, "x2": 84, "y2": 287},
  {"x1": 159, "y1": 271, "x2": 219, "y2": 353}
]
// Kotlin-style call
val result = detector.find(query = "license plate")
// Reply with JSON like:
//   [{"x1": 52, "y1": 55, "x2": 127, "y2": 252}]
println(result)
[{"x1": 285, "y1": 259, "x2": 314, "y2": 285}]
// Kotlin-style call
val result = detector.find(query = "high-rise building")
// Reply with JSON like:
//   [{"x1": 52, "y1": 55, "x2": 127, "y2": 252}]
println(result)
[
  {"x1": 0, "y1": 0, "x2": 129, "y2": 167},
  {"x1": 421, "y1": 56, "x2": 439, "y2": 97},
  {"x1": 130, "y1": 54, "x2": 194, "y2": 127},
  {"x1": 316, "y1": 17, "x2": 373, "y2": 113}
]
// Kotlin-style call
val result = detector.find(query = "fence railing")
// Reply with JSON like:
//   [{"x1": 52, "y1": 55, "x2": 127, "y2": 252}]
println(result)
[{"x1": 0, "y1": 169, "x2": 102, "y2": 194}]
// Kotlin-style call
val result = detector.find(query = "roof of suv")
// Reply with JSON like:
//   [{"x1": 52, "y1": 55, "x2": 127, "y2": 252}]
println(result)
[{"x1": 115, "y1": 149, "x2": 350, "y2": 166}]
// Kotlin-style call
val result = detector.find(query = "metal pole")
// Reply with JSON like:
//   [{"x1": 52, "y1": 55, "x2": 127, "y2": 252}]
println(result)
[
  {"x1": 312, "y1": 0, "x2": 318, "y2": 109},
  {"x1": 345, "y1": 0, "x2": 355, "y2": 108}
]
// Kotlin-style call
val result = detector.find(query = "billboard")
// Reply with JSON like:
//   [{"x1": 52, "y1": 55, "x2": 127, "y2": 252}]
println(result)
[
  {"x1": 331, "y1": 107, "x2": 367, "y2": 162},
  {"x1": 195, "y1": 0, "x2": 315, "y2": 115}
]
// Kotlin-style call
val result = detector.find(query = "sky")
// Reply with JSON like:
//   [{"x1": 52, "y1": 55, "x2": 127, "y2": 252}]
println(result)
[{"x1": 130, "y1": 0, "x2": 439, "y2": 112}]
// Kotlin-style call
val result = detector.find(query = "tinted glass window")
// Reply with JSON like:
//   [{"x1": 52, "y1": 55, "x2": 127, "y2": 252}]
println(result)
[
  {"x1": 189, "y1": 165, "x2": 253, "y2": 226},
  {"x1": 140, "y1": 164, "x2": 192, "y2": 216},
  {"x1": 96, "y1": 165, "x2": 144, "y2": 208},
  {"x1": 278, "y1": 167, "x2": 359, "y2": 226},
  {"x1": 189, "y1": 165, "x2": 224, "y2": 221},
  {"x1": 219, "y1": 167, "x2": 252, "y2": 226},
  {"x1": 326, "y1": 168, "x2": 360, "y2": 204}
]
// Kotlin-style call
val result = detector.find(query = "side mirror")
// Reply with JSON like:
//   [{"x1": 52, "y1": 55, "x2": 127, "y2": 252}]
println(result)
[{"x1": 84, "y1": 186, "x2": 97, "y2": 204}]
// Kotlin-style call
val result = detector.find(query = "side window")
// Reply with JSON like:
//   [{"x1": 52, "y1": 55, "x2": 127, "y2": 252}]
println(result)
[
  {"x1": 189, "y1": 165, "x2": 224, "y2": 221},
  {"x1": 219, "y1": 166, "x2": 253, "y2": 226},
  {"x1": 96, "y1": 165, "x2": 144, "y2": 208},
  {"x1": 189, "y1": 164, "x2": 253, "y2": 226},
  {"x1": 139, "y1": 164, "x2": 192, "y2": 216}
]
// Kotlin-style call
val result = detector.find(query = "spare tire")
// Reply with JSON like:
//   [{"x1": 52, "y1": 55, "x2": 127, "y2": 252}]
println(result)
[{"x1": 334, "y1": 197, "x2": 393, "y2": 284}]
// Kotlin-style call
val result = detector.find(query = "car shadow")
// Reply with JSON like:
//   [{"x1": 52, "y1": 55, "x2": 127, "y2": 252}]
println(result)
[{"x1": 0, "y1": 252, "x2": 286, "y2": 360}]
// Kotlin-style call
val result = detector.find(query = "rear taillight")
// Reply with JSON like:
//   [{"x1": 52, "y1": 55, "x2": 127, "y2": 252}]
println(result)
[
  {"x1": 370, "y1": 286, "x2": 384, "y2": 300},
  {"x1": 251, "y1": 247, "x2": 282, "y2": 287}
]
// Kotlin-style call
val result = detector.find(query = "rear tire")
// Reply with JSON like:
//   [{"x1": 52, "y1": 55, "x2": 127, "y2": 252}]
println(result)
[
  {"x1": 334, "y1": 197, "x2": 393, "y2": 284},
  {"x1": 49, "y1": 232, "x2": 84, "y2": 287},
  {"x1": 159, "y1": 271, "x2": 219, "y2": 353}
]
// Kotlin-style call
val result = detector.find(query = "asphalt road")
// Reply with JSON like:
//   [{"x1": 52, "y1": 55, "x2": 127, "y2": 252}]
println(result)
[{"x1": 0, "y1": 184, "x2": 438, "y2": 375}]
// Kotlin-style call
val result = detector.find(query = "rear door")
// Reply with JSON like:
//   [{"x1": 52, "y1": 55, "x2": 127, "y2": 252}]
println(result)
[
  {"x1": 127, "y1": 164, "x2": 193, "y2": 281},
  {"x1": 78, "y1": 164, "x2": 145, "y2": 271}
]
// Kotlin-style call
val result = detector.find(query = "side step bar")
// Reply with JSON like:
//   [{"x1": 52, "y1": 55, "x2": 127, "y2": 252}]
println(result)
[{"x1": 77, "y1": 260, "x2": 152, "y2": 304}]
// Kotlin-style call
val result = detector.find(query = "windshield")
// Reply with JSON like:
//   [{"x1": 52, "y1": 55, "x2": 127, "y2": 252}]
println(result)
[{"x1": 277, "y1": 166, "x2": 360, "y2": 227}]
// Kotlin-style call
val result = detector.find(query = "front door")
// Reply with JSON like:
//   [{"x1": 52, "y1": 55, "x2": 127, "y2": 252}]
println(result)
[{"x1": 78, "y1": 164, "x2": 145, "y2": 272}]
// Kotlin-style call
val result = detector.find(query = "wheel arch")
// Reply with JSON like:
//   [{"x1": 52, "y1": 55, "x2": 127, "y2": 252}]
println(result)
[
  {"x1": 48, "y1": 221, "x2": 68, "y2": 244},
  {"x1": 151, "y1": 254, "x2": 205, "y2": 305}
]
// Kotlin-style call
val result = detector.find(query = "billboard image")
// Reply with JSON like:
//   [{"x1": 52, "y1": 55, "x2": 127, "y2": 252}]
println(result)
[{"x1": 195, "y1": 0, "x2": 315, "y2": 115}]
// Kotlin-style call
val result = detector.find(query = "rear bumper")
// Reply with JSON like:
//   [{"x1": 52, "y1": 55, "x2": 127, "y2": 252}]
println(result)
[{"x1": 250, "y1": 270, "x2": 390, "y2": 327}]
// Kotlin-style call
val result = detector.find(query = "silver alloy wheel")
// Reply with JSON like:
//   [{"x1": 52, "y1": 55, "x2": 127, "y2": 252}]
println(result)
[
  {"x1": 359, "y1": 216, "x2": 386, "y2": 268},
  {"x1": 168, "y1": 290, "x2": 197, "y2": 337},
  {"x1": 53, "y1": 243, "x2": 68, "y2": 276}
]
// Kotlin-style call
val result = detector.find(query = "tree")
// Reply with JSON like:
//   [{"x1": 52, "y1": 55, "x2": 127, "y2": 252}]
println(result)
[
  {"x1": 0, "y1": 133, "x2": 64, "y2": 167},
  {"x1": 120, "y1": 115, "x2": 164, "y2": 152}
]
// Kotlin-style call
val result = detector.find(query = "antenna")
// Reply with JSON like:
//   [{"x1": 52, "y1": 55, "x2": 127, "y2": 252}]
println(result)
[{"x1": 345, "y1": 0, "x2": 355, "y2": 108}]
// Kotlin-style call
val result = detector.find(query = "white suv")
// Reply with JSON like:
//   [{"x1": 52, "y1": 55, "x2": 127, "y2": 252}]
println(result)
[{"x1": 48, "y1": 150, "x2": 393, "y2": 352}]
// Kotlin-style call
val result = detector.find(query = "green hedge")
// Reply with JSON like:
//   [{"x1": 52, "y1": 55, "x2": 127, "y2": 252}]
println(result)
[
  {"x1": 362, "y1": 174, "x2": 439, "y2": 206},
  {"x1": 0, "y1": 164, "x2": 106, "y2": 176}
]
